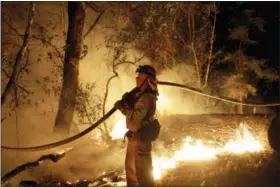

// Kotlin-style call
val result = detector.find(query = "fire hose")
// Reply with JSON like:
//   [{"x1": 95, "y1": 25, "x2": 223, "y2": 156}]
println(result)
[{"x1": 2, "y1": 81, "x2": 280, "y2": 151}]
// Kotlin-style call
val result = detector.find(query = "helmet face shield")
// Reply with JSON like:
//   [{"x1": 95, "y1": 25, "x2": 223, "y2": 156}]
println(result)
[{"x1": 136, "y1": 65, "x2": 156, "y2": 77}]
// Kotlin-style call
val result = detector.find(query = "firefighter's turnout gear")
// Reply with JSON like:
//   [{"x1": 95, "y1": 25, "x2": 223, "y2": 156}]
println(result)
[
  {"x1": 115, "y1": 92, "x2": 157, "y2": 186},
  {"x1": 115, "y1": 92, "x2": 157, "y2": 132},
  {"x1": 114, "y1": 65, "x2": 158, "y2": 187}
]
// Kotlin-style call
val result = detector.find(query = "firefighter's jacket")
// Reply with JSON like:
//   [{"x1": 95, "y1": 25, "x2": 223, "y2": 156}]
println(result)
[{"x1": 116, "y1": 92, "x2": 157, "y2": 132}]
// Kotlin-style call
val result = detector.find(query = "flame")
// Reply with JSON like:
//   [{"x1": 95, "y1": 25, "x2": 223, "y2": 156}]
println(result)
[
  {"x1": 110, "y1": 88, "x2": 264, "y2": 181},
  {"x1": 173, "y1": 137, "x2": 218, "y2": 161},
  {"x1": 152, "y1": 157, "x2": 176, "y2": 180},
  {"x1": 221, "y1": 123, "x2": 263, "y2": 154},
  {"x1": 152, "y1": 123, "x2": 264, "y2": 179},
  {"x1": 110, "y1": 118, "x2": 264, "y2": 181},
  {"x1": 110, "y1": 119, "x2": 127, "y2": 140}
]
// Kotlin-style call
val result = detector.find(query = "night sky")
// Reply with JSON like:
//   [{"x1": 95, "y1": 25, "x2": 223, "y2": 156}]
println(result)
[{"x1": 216, "y1": 2, "x2": 279, "y2": 104}]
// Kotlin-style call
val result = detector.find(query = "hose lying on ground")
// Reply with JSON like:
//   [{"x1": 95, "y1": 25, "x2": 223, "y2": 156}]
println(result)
[{"x1": 2, "y1": 81, "x2": 280, "y2": 151}]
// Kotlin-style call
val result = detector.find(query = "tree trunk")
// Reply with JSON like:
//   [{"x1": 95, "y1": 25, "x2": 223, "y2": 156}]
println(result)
[
  {"x1": 203, "y1": 2, "x2": 217, "y2": 89},
  {"x1": 53, "y1": 2, "x2": 86, "y2": 137}
]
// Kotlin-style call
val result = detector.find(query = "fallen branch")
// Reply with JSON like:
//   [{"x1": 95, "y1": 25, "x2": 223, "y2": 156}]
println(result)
[{"x1": 1, "y1": 152, "x2": 65, "y2": 184}]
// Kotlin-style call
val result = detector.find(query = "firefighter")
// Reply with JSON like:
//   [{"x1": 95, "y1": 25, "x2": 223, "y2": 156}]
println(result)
[{"x1": 114, "y1": 65, "x2": 158, "y2": 187}]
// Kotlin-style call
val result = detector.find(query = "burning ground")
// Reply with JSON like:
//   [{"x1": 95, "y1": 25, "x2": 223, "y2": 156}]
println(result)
[{"x1": 3, "y1": 114, "x2": 280, "y2": 187}]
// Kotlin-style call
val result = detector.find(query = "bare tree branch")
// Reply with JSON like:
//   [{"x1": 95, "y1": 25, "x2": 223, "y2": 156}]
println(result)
[
  {"x1": 83, "y1": 2, "x2": 105, "y2": 39},
  {"x1": 2, "y1": 42, "x2": 22, "y2": 49},
  {"x1": 188, "y1": 7, "x2": 201, "y2": 88},
  {"x1": 3, "y1": 20, "x2": 64, "y2": 62},
  {"x1": 2, "y1": 17, "x2": 22, "y2": 37},
  {"x1": 115, "y1": 54, "x2": 145, "y2": 68},
  {"x1": 60, "y1": 2, "x2": 66, "y2": 33},
  {"x1": 22, "y1": 48, "x2": 30, "y2": 71},
  {"x1": 102, "y1": 45, "x2": 144, "y2": 140},
  {"x1": 14, "y1": 83, "x2": 30, "y2": 95},
  {"x1": 2, "y1": 69, "x2": 30, "y2": 95},
  {"x1": 203, "y1": 2, "x2": 217, "y2": 89},
  {"x1": 2, "y1": 69, "x2": 10, "y2": 79},
  {"x1": 191, "y1": 46, "x2": 201, "y2": 87},
  {"x1": 1, "y1": 2, "x2": 35, "y2": 106},
  {"x1": 102, "y1": 46, "x2": 123, "y2": 137},
  {"x1": 85, "y1": 99, "x2": 104, "y2": 133},
  {"x1": 82, "y1": 100, "x2": 94, "y2": 124},
  {"x1": 86, "y1": 2, "x2": 103, "y2": 12},
  {"x1": 31, "y1": 35, "x2": 64, "y2": 61}
]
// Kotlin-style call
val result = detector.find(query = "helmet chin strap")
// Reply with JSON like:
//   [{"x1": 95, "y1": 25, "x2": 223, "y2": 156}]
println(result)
[
  {"x1": 138, "y1": 75, "x2": 158, "y2": 93},
  {"x1": 138, "y1": 77, "x2": 148, "y2": 90},
  {"x1": 147, "y1": 78, "x2": 157, "y2": 91}
]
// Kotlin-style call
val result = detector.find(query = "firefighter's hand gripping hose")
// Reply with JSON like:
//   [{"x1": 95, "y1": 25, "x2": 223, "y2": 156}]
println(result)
[{"x1": 2, "y1": 81, "x2": 280, "y2": 151}]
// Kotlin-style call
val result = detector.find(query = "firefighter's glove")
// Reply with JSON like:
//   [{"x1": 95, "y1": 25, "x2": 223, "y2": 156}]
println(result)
[
  {"x1": 114, "y1": 99, "x2": 131, "y2": 109},
  {"x1": 121, "y1": 92, "x2": 136, "y2": 108},
  {"x1": 114, "y1": 100, "x2": 124, "y2": 110}
]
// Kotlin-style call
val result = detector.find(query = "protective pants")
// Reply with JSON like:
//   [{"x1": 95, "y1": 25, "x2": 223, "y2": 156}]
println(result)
[{"x1": 125, "y1": 139, "x2": 154, "y2": 187}]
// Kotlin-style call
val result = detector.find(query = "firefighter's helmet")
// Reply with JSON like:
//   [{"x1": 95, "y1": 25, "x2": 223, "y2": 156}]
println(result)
[{"x1": 136, "y1": 65, "x2": 156, "y2": 77}]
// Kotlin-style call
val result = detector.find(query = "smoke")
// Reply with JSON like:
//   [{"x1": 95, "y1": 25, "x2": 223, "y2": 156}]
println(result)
[
  {"x1": 2, "y1": 3, "x2": 145, "y2": 184},
  {"x1": 1, "y1": 2, "x2": 216, "y2": 185},
  {"x1": 156, "y1": 63, "x2": 207, "y2": 115}
]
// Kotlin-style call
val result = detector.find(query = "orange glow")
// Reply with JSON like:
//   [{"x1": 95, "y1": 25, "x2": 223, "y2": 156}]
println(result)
[{"x1": 110, "y1": 121, "x2": 264, "y2": 180}]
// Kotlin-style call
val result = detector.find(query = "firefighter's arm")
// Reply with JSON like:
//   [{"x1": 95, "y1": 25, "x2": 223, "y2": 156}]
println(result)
[
  {"x1": 129, "y1": 94, "x2": 149, "y2": 118},
  {"x1": 114, "y1": 100, "x2": 131, "y2": 115},
  {"x1": 114, "y1": 94, "x2": 149, "y2": 119},
  {"x1": 127, "y1": 94, "x2": 150, "y2": 131}
]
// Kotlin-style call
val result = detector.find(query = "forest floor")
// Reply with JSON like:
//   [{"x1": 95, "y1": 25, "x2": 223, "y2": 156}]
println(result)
[{"x1": 2, "y1": 114, "x2": 280, "y2": 187}]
